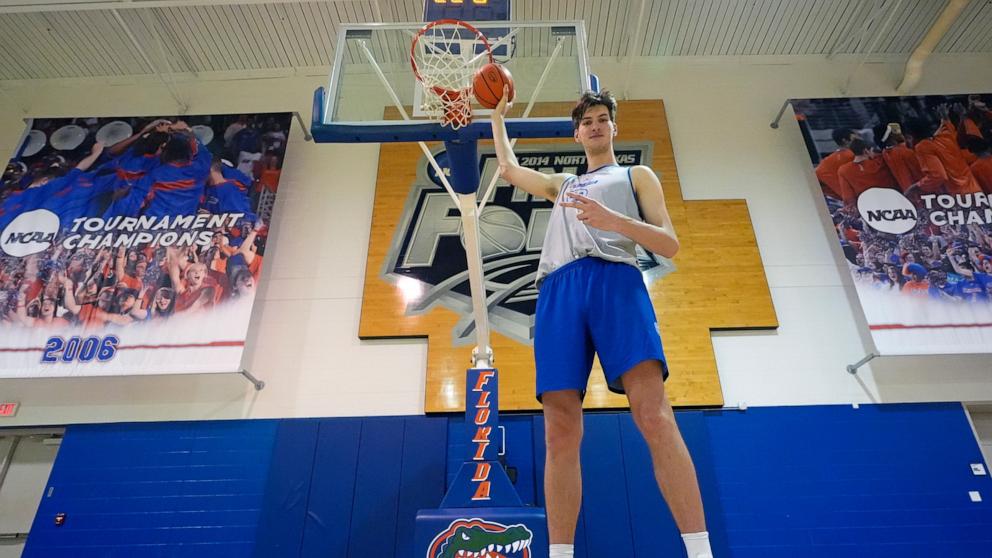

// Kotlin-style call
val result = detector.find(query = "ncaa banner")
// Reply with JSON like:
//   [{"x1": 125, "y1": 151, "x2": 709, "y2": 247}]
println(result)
[
  {"x1": 0, "y1": 113, "x2": 291, "y2": 378},
  {"x1": 794, "y1": 94, "x2": 992, "y2": 355}
]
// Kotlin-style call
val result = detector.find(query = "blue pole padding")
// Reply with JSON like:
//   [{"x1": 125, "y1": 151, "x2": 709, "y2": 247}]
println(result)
[
  {"x1": 589, "y1": 73, "x2": 600, "y2": 93},
  {"x1": 311, "y1": 87, "x2": 326, "y2": 128},
  {"x1": 444, "y1": 139, "x2": 481, "y2": 195}
]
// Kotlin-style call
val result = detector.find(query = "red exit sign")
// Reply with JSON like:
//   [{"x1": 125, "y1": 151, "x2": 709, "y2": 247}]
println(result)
[{"x1": 0, "y1": 402, "x2": 18, "y2": 417}]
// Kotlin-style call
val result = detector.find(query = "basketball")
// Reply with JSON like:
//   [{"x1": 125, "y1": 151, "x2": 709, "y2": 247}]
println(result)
[{"x1": 473, "y1": 63, "x2": 514, "y2": 109}]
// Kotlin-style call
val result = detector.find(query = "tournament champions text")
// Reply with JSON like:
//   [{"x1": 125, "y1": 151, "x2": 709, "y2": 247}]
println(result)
[{"x1": 61, "y1": 213, "x2": 246, "y2": 251}]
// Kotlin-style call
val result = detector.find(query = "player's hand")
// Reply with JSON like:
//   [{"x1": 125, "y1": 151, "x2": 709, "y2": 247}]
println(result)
[
  {"x1": 494, "y1": 85, "x2": 512, "y2": 119},
  {"x1": 561, "y1": 193, "x2": 625, "y2": 232},
  {"x1": 144, "y1": 119, "x2": 172, "y2": 133}
]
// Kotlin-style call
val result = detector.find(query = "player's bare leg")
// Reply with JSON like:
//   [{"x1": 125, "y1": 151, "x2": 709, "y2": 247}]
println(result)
[
  {"x1": 623, "y1": 360, "x2": 706, "y2": 534},
  {"x1": 541, "y1": 389, "x2": 584, "y2": 544}
]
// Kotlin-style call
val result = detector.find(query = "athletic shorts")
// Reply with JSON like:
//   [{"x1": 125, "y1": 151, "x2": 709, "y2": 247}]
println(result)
[{"x1": 534, "y1": 257, "x2": 668, "y2": 401}]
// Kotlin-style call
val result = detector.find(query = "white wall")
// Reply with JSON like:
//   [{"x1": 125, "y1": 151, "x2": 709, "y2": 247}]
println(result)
[
  {"x1": 0, "y1": 53, "x2": 991, "y2": 426},
  {"x1": 0, "y1": 429, "x2": 61, "y2": 558}
]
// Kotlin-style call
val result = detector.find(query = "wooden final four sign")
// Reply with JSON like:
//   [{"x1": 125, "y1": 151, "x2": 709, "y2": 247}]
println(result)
[{"x1": 360, "y1": 100, "x2": 778, "y2": 412}]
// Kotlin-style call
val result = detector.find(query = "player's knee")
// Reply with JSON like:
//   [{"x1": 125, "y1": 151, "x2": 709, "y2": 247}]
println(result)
[
  {"x1": 544, "y1": 415, "x2": 582, "y2": 456},
  {"x1": 632, "y1": 406, "x2": 677, "y2": 442}
]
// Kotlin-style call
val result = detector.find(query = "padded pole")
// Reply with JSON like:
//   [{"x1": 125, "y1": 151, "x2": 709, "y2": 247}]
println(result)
[
  {"x1": 445, "y1": 138, "x2": 492, "y2": 365},
  {"x1": 444, "y1": 139, "x2": 481, "y2": 195}
]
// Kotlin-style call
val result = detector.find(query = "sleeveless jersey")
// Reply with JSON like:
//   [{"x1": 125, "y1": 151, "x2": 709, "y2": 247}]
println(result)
[{"x1": 536, "y1": 164, "x2": 642, "y2": 285}]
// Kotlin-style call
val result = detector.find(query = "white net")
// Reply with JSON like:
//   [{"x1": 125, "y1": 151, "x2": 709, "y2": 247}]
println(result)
[{"x1": 411, "y1": 20, "x2": 493, "y2": 129}]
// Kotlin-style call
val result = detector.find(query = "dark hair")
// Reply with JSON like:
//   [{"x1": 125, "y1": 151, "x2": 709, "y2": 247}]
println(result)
[
  {"x1": 37, "y1": 155, "x2": 68, "y2": 179},
  {"x1": 152, "y1": 287, "x2": 175, "y2": 317},
  {"x1": 904, "y1": 118, "x2": 934, "y2": 141},
  {"x1": 134, "y1": 131, "x2": 170, "y2": 156},
  {"x1": 160, "y1": 135, "x2": 193, "y2": 164},
  {"x1": 849, "y1": 138, "x2": 870, "y2": 156},
  {"x1": 572, "y1": 90, "x2": 617, "y2": 130},
  {"x1": 831, "y1": 128, "x2": 856, "y2": 146},
  {"x1": 963, "y1": 135, "x2": 990, "y2": 155}
]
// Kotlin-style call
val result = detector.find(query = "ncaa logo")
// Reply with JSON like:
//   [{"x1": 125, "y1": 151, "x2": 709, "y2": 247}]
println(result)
[
  {"x1": 857, "y1": 188, "x2": 918, "y2": 235},
  {"x1": 1, "y1": 209, "x2": 60, "y2": 257},
  {"x1": 383, "y1": 144, "x2": 649, "y2": 345},
  {"x1": 426, "y1": 518, "x2": 533, "y2": 558}
]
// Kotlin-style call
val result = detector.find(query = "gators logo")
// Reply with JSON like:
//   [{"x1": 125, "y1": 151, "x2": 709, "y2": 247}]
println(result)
[{"x1": 427, "y1": 518, "x2": 533, "y2": 558}]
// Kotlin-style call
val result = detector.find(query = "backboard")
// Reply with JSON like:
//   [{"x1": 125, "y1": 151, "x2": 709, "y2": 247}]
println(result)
[{"x1": 311, "y1": 21, "x2": 593, "y2": 143}]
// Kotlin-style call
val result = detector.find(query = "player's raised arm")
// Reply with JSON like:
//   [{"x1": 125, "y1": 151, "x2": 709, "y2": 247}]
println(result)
[
  {"x1": 490, "y1": 86, "x2": 569, "y2": 202},
  {"x1": 75, "y1": 142, "x2": 105, "y2": 172}
]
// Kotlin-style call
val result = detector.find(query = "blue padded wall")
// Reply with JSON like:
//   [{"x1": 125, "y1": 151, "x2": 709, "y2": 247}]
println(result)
[
  {"x1": 705, "y1": 403, "x2": 992, "y2": 557},
  {"x1": 25, "y1": 420, "x2": 278, "y2": 558},
  {"x1": 297, "y1": 416, "x2": 448, "y2": 558},
  {"x1": 22, "y1": 403, "x2": 992, "y2": 557}
]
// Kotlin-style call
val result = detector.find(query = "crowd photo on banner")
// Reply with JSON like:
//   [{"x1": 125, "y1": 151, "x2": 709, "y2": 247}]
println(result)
[
  {"x1": 797, "y1": 94, "x2": 992, "y2": 310},
  {"x1": 0, "y1": 113, "x2": 290, "y2": 333},
  {"x1": 793, "y1": 94, "x2": 992, "y2": 354}
]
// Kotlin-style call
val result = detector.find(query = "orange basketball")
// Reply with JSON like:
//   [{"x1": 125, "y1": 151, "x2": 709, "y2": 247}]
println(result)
[{"x1": 473, "y1": 63, "x2": 514, "y2": 110}]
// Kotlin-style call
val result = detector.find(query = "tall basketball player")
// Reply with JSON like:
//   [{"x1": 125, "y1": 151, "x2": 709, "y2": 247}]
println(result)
[{"x1": 490, "y1": 88, "x2": 714, "y2": 558}]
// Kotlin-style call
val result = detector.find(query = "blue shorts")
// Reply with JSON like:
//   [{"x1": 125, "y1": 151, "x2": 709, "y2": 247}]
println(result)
[{"x1": 534, "y1": 257, "x2": 668, "y2": 401}]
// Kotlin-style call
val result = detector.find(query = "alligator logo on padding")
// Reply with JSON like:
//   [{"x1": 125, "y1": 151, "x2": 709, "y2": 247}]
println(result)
[{"x1": 427, "y1": 518, "x2": 533, "y2": 558}]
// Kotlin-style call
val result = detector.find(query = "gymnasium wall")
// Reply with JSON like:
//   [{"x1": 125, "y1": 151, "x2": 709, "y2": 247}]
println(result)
[
  {"x1": 1, "y1": 53, "x2": 992, "y2": 426},
  {"x1": 22, "y1": 403, "x2": 992, "y2": 557}
]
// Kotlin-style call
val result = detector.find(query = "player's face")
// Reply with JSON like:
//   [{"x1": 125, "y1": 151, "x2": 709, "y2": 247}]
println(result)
[
  {"x1": 155, "y1": 290, "x2": 173, "y2": 309},
  {"x1": 40, "y1": 298, "x2": 55, "y2": 317},
  {"x1": 119, "y1": 294, "x2": 136, "y2": 312},
  {"x1": 574, "y1": 105, "x2": 615, "y2": 152},
  {"x1": 187, "y1": 264, "x2": 206, "y2": 286},
  {"x1": 982, "y1": 259, "x2": 992, "y2": 273},
  {"x1": 136, "y1": 262, "x2": 147, "y2": 275}
]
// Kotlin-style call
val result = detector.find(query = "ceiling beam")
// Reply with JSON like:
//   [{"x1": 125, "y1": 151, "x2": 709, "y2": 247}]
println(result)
[{"x1": 0, "y1": 0, "x2": 353, "y2": 15}]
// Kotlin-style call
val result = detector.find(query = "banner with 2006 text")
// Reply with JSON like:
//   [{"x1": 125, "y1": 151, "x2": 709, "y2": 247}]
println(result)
[{"x1": 0, "y1": 112, "x2": 290, "y2": 377}]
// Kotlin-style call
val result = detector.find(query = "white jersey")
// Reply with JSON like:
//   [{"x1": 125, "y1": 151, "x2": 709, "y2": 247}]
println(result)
[{"x1": 536, "y1": 164, "x2": 642, "y2": 285}]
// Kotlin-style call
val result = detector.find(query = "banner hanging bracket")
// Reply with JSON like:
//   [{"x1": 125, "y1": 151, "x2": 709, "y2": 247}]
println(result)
[
  {"x1": 239, "y1": 369, "x2": 266, "y2": 391},
  {"x1": 770, "y1": 99, "x2": 792, "y2": 129},
  {"x1": 293, "y1": 112, "x2": 313, "y2": 142},
  {"x1": 846, "y1": 352, "x2": 879, "y2": 375}
]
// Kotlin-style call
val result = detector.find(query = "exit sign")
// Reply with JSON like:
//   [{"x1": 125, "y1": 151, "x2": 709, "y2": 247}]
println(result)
[{"x1": 0, "y1": 402, "x2": 18, "y2": 417}]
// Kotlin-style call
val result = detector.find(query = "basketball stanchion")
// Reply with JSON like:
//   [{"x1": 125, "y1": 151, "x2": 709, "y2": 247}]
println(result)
[
  {"x1": 312, "y1": 15, "x2": 595, "y2": 557},
  {"x1": 408, "y1": 21, "x2": 547, "y2": 556}
]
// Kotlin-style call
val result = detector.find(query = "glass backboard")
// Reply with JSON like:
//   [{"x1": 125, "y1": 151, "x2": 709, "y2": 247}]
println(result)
[{"x1": 312, "y1": 21, "x2": 593, "y2": 143}]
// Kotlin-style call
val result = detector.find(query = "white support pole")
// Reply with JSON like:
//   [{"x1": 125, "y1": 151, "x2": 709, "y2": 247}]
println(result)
[
  {"x1": 357, "y1": 40, "x2": 492, "y2": 365},
  {"x1": 839, "y1": 0, "x2": 904, "y2": 96},
  {"x1": 357, "y1": 40, "x2": 460, "y2": 207},
  {"x1": 111, "y1": 9, "x2": 188, "y2": 113},
  {"x1": 458, "y1": 193, "x2": 492, "y2": 368}
]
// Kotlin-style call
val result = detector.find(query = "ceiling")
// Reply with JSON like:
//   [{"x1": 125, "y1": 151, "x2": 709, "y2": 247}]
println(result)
[{"x1": 0, "y1": 0, "x2": 990, "y2": 82}]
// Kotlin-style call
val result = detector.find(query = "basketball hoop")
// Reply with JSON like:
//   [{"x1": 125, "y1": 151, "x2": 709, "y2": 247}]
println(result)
[{"x1": 411, "y1": 19, "x2": 494, "y2": 129}]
